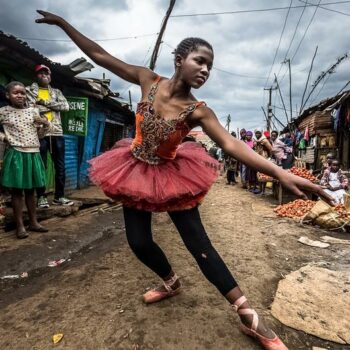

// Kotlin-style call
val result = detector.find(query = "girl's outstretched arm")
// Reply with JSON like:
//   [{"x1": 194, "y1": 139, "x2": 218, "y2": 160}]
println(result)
[
  {"x1": 35, "y1": 10, "x2": 156, "y2": 86},
  {"x1": 191, "y1": 107, "x2": 333, "y2": 204}
]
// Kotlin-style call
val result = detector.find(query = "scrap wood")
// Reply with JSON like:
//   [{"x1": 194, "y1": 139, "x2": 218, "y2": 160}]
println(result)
[{"x1": 320, "y1": 235, "x2": 350, "y2": 245}]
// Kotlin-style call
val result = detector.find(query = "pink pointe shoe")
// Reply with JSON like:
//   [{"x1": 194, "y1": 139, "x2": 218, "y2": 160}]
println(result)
[
  {"x1": 143, "y1": 274, "x2": 181, "y2": 304},
  {"x1": 233, "y1": 296, "x2": 289, "y2": 350}
]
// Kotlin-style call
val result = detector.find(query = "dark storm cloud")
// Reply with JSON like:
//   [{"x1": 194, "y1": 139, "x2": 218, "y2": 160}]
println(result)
[{"x1": 2, "y1": 0, "x2": 350, "y2": 130}]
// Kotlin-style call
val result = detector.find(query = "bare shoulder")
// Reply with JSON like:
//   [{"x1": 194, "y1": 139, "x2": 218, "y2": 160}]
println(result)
[
  {"x1": 139, "y1": 70, "x2": 160, "y2": 98},
  {"x1": 188, "y1": 104, "x2": 217, "y2": 128}
]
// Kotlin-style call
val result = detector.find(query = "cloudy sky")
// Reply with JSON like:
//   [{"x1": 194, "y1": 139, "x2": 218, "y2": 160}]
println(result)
[{"x1": 1, "y1": 0, "x2": 350, "y2": 131}]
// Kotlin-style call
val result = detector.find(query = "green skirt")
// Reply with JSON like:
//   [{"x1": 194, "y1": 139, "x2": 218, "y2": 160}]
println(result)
[{"x1": 1, "y1": 147, "x2": 46, "y2": 189}]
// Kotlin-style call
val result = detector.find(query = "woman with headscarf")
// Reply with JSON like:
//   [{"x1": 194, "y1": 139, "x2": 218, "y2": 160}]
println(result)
[
  {"x1": 254, "y1": 129, "x2": 273, "y2": 195},
  {"x1": 244, "y1": 131, "x2": 259, "y2": 193}
]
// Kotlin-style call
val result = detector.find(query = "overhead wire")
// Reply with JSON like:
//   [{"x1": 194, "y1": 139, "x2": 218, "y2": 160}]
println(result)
[
  {"x1": 170, "y1": 1, "x2": 350, "y2": 17},
  {"x1": 279, "y1": 0, "x2": 321, "y2": 84},
  {"x1": 18, "y1": 32, "x2": 159, "y2": 42},
  {"x1": 298, "y1": 0, "x2": 350, "y2": 15},
  {"x1": 163, "y1": 41, "x2": 268, "y2": 79},
  {"x1": 264, "y1": 0, "x2": 293, "y2": 88},
  {"x1": 275, "y1": 0, "x2": 309, "y2": 80}
]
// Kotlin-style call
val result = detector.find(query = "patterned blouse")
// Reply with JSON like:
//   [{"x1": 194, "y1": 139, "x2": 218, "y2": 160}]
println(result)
[
  {"x1": 131, "y1": 76, "x2": 205, "y2": 165},
  {"x1": 0, "y1": 106, "x2": 48, "y2": 153},
  {"x1": 320, "y1": 169, "x2": 349, "y2": 189}
]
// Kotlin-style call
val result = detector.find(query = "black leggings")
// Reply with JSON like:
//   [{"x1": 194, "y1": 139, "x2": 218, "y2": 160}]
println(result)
[{"x1": 123, "y1": 206, "x2": 238, "y2": 296}]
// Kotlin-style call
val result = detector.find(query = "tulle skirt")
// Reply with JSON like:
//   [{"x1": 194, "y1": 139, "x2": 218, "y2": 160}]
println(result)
[{"x1": 89, "y1": 139, "x2": 219, "y2": 212}]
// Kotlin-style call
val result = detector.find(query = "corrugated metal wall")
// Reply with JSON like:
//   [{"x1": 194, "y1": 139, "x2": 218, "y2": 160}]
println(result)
[
  {"x1": 64, "y1": 134, "x2": 79, "y2": 192},
  {"x1": 78, "y1": 110, "x2": 105, "y2": 188}
]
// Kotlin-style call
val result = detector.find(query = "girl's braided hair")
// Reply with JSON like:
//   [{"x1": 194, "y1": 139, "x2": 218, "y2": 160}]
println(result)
[{"x1": 173, "y1": 38, "x2": 213, "y2": 63}]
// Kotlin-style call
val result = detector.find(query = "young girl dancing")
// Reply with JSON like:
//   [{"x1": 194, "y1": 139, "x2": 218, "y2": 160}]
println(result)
[
  {"x1": 36, "y1": 11, "x2": 331, "y2": 349},
  {"x1": 0, "y1": 81, "x2": 49, "y2": 238}
]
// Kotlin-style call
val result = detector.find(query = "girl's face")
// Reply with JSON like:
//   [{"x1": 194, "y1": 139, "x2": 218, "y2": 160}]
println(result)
[
  {"x1": 6, "y1": 85, "x2": 26, "y2": 108},
  {"x1": 177, "y1": 46, "x2": 213, "y2": 89},
  {"x1": 330, "y1": 161, "x2": 340, "y2": 172},
  {"x1": 246, "y1": 135, "x2": 252, "y2": 141},
  {"x1": 271, "y1": 132, "x2": 278, "y2": 141}
]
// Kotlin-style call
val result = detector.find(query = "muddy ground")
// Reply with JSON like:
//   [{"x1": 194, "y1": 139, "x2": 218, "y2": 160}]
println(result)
[{"x1": 0, "y1": 178, "x2": 349, "y2": 350}]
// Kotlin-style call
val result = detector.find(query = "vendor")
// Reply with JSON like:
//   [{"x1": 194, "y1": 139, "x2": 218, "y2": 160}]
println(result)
[
  {"x1": 320, "y1": 160, "x2": 348, "y2": 204},
  {"x1": 271, "y1": 130, "x2": 293, "y2": 169},
  {"x1": 254, "y1": 128, "x2": 272, "y2": 195},
  {"x1": 314, "y1": 152, "x2": 335, "y2": 179}
]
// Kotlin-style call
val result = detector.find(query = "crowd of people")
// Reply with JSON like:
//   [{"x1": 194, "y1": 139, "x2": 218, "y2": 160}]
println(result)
[
  {"x1": 209, "y1": 128, "x2": 349, "y2": 204},
  {"x1": 208, "y1": 128, "x2": 294, "y2": 194},
  {"x1": 0, "y1": 64, "x2": 73, "y2": 239}
]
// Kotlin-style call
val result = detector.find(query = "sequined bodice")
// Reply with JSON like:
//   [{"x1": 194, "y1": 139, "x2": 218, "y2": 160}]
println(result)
[{"x1": 131, "y1": 76, "x2": 205, "y2": 165}]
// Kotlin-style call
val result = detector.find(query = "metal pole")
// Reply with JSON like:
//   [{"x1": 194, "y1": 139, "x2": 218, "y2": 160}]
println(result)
[
  {"x1": 128, "y1": 90, "x2": 132, "y2": 110},
  {"x1": 264, "y1": 87, "x2": 275, "y2": 132},
  {"x1": 288, "y1": 58, "x2": 292, "y2": 121},
  {"x1": 226, "y1": 114, "x2": 231, "y2": 132}
]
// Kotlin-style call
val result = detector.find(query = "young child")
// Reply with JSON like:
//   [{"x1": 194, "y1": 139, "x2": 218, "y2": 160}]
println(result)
[
  {"x1": 0, "y1": 81, "x2": 49, "y2": 238},
  {"x1": 320, "y1": 159, "x2": 348, "y2": 204},
  {"x1": 36, "y1": 10, "x2": 331, "y2": 350}
]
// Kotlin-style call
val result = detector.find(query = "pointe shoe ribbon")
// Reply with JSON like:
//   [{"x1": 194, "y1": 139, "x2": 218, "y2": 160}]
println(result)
[
  {"x1": 143, "y1": 274, "x2": 181, "y2": 304},
  {"x1": 232, "y1": 296, "x2": 289, "y2": 350}
]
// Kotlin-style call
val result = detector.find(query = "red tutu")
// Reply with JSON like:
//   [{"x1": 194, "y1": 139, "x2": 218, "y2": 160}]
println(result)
[{"x1": 89, "y1": 139, "x2": 219, "y2": 212}]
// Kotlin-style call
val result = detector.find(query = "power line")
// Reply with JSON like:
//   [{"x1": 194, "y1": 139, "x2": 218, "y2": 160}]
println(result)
[
  {"x1": 275, "y1": 0, "x2": 308, "y2": 80},
  {"x1": 163, "y1": 41, "x2": 268, "y2": 80},
  {"x1": 18, "y1": 32, "x2": 159, "y2": 42},
  {"x1": 298, "y1": 0, "x2": 350, "y2": 15},
  {"x1": 291, "y1": 0, "x2": 321, "y2": 63},
  {"x1": 170, "y1": 1, "x2": 350, "y2": 17},
  {"x1": 264, "y1": 0, "x2": 293, "y2": 88},
  {"x1": 279, "y1": 0, "x2": 321, "y2": 84},
  {"x1": 308, "y1": 73, "x2": 331, "y2": 106},
  {"x1": 213, "y1": 67, "x2": 266, "y2": 80}
]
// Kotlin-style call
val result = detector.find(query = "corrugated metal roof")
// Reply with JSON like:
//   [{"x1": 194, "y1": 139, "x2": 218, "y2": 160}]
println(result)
[
  {"x1": 294, "y1": 89, "x2": 350, "y2": 126},
  {"x1": 0, "y1": 30, "x2": 134, "y2": 119}
]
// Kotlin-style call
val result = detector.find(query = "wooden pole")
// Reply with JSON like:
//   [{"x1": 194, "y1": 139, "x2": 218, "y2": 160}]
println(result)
[
  {"x1": 300, "y1": 46, "x2": 318, "y2": 114},
  {"x1": 149, "y1": 0, "x2": 176, "y2": 71},
  {"x1": 128, "y1": 90, "x2": 132, "y2": 110}
]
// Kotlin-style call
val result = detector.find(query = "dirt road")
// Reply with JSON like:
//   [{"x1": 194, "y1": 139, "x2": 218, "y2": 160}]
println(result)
[{"x1": 0, "y1": 178, "x2": 349, "y2": 350}]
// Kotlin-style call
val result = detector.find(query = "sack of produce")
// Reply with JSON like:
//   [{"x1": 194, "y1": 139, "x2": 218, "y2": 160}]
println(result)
[
  {"x1": 303, "y1": 200, "x2": 332, "y2": 222},
  {"x1": 314, "y1": 211, "x2": 348, "y2": 230},
  {"x1": 302, "y1": 200, "x2": 350, "y2": 230}
]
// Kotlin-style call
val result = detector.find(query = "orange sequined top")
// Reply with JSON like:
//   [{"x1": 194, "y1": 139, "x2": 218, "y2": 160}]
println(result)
[{"x1": 131, "y1": 76, "x2": 205, "y2": 165}]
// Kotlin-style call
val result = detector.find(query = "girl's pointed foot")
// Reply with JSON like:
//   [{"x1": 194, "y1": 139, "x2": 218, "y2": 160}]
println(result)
[
  {"x1": 143, "y1": 273, "x2": 181, "y2": 304},
  {"x1": 232, "y1": 296, "x2": 289, "y2": 350}
]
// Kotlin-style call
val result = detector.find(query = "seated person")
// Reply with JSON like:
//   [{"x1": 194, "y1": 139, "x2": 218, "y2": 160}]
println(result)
[
  {"x1": 314, "y1": 152, "x2": 335, "y2": 179},
  {"x1": 320, "y1": 160, "x2": 348, "y2": 204}
]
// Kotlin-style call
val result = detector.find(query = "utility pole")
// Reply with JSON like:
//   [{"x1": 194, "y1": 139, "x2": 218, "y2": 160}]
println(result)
[
  {"x1": 274, "y1": 74, "x2": 289, "y2": 124},
  {"x1": 263, "y1": 86, "x2": 277, "y2": 132},
  {"x1": 128, "y1": 90, "x2": 133, "y2": 111},
  {"x1": 283, "y1": 58, "x2": 293, "y2": 122},
  {"x1": 225, "y1": 114, "x2": 231, "y2": 132},
  {"x1": 149, "y1": 0, "x2": 176, "y2": 71}
]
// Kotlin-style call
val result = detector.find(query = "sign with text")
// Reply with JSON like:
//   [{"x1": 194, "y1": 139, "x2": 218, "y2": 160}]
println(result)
[{"x1": 62, "y1": 97, "x2": 88, "y2": 136}]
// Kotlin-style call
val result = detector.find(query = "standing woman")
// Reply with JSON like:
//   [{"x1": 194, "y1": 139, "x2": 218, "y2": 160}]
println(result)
[
  {"x1": 36, "y1": 10, "x2": 330, "y2": 350},
  {"x1": 254, "y1": 129, "x2": 272, "y2": 195}
]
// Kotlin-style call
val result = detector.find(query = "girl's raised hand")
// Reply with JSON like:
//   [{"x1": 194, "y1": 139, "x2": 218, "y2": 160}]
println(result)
[
  {"x1": 35, "y1": 10, "x2": 63, "y2": 26},
  {"x1": 278, "y1": 171, "x2": 334, "y2": 205}
]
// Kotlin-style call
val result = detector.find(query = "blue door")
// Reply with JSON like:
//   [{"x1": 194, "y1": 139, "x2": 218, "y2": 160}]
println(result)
[
  {"x1": 78, "y1": 110, "x2": 105, "y2": 188},
  {"x1": 64, "y1": 134, "x2": 79, "y2": 191}
]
